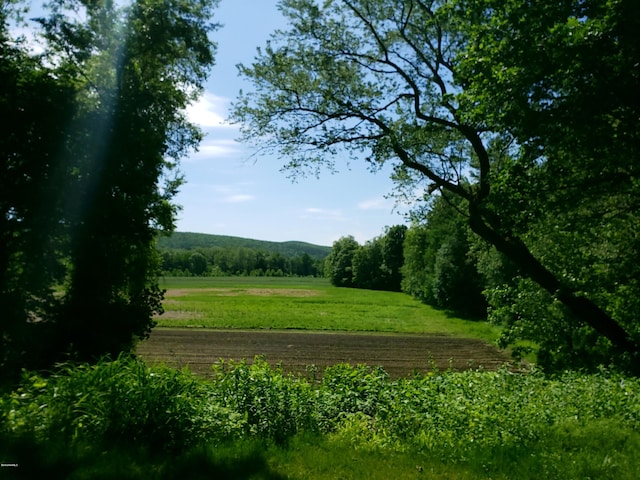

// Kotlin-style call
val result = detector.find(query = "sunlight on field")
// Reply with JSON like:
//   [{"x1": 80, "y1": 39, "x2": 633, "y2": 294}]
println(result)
[{"x1": 156, "y1": 277, "x2": 502, "y2": 342}]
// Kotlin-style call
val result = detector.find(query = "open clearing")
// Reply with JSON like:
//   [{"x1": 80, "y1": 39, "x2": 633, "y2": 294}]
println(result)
[
  {"x1": 153, "y1": 278, "x2": 503, "y2": 341},
  {"x1": 137, "y1": 328, "x2": 511, "y2": 379},
  {"x1": 138, "y1": 278, "x2": 511, "y2": 378}
]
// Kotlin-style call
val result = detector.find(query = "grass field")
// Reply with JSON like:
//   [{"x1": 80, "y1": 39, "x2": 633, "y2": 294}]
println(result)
[
  {"x1": 10, "y1": 277, "x2": 637, "y2": 478},
  {"x1": 157, "y1": 276, "x2": 502, "y2": 343}
]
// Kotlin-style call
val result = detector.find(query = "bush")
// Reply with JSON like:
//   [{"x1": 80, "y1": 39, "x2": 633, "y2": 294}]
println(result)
[
  {"x1": 0, "y1": 356, "x2": 244, "y2": 453},
  {"x1": 210, "y1": 357, "x2": 316, "y2": 443},
  {"x1": 2, "y1": 357, "x2": 640, "y2": 477}
]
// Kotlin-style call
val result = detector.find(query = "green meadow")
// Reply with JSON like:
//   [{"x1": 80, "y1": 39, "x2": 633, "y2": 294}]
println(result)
[
  {"x1": 157, "y1": 276, "x2": 502, "y2": 343},
  {"x1": 2, "y1": 277, "x2": 638, "y2": 478}
]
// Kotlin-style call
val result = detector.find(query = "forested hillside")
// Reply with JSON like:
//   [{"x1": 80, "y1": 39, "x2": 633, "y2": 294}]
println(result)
[
  {"x1": 157, "y1": 232, "x2": 330, "y2": 277},
  {"x1": 157, "y1": 232, "x2": 330, "y2": 258}
]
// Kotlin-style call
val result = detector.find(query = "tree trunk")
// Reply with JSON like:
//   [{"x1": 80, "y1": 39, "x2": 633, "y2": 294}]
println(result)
[{"x1": 467, "y1": 203, "x2": 639, "y2": 359}]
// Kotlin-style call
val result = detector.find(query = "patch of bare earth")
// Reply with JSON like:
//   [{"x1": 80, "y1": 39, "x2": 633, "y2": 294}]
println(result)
[
  {"x1": 136, "y1": 329, "x2": 512, "y2": 379},
  {"x1": 164, "y1": 288, "x2": 319, "y2": 297},
  {"x1": 159, "y1": 288, "x2": 318, "y2": 319}
]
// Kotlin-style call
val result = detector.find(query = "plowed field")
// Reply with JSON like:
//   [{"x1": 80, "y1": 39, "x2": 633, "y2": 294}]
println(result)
[{"x1": 137, "y1": 328, "x2": 511, "y2": 379}]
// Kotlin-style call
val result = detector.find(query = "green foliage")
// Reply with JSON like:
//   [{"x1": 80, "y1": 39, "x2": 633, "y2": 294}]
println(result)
[
  {"x1": 211, "y1": 357, "x2": 317, "y2": 443},
  {"x1": 0, "y1": 11, "x2": 76, "y2": 374},
  {"x1": 157, "y1": 231, "x2": 331, "y2": 258},
  {"x1": 230, "y1": 0, "x2": 640, "y2": 371},
  {"x1": 0, "y1": 356, "x2": 242, "y2": 453},
  {"x1": 352, "y1": 237, "x2": 384, "y2": 289},
  {"x1": 453, "y1": 0, "x2": 640, "y2": 370},
  {"x1": 324, "y1": 235, "x2": 359, "y2": 287},
  {"x1": 402, "y1": 195, "x2": 487, "y2": 318},
  {"x1": 48, "y1": 0, "x2": 219, "y2": 363},
  {"x1": 2, "y1": 357, "x2": 640, "y2": 477},
  {"x1": 1, "y1": 0, "x2": 219, "y2": 374},
  {"x1": 320, "y1": 364, "x2": 390, "y2": 420},
  {"x1": 159, "y1": 245, "x2": 325, "y2": 277},
  {"x1": 326, "y1": 226, "x2": 407, "y2": 291},
  {"x1": 352, "y1": 225, "x2": 407, "y2": 292},
  {"x1": 157, "y1": 232, "x2": 329, "y2": 277}
]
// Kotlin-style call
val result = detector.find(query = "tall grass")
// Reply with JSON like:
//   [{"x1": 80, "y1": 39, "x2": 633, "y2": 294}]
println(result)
[{"x1": 2, "y1": 356, "x2": 639, "y2": 478}]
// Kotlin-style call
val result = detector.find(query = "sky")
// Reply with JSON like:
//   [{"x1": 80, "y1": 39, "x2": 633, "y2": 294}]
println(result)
[
  {"x1": 19, "y1": 0, "x2": 410, "y2": 246},
  {"x1": 176, "y1": 0, "x2": 411, "y2": 246}
]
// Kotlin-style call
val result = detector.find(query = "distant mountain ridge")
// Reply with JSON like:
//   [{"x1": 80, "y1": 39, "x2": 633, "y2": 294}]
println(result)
[{"x1": 157, "y1": 232, "x2": 331, "y2": 259}]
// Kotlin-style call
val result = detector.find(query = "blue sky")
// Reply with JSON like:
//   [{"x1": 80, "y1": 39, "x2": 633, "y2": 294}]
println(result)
[
  {"x1": 178, "y1": 0, "x2": 409, "y2": 246},
  {"x1": 19, "y1": 0, "x2": 409, "y2": 246}
]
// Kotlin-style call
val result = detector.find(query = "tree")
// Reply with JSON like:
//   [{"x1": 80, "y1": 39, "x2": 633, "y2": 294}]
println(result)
[
  {"x1": 1, "y1": 0, "x2": 219, "y2": 372},
  {"x1": 454, "y1": 0, "x2": 640, "y2": 370},
  {"x1": 353, "y1": 225, "x2": 407, "y2": 291},
  {"x1": 325, "y1": 236, "x2": 360, "y2": 287},
  {"x1": 352, "y1": 237, "x2": 384, "y2": 290},
  {"x1": 0, "y1": 6, "x2": 77, "y2": 372},
  {"x1": 189, "y1": 252, "x2": 208, "y2": 276},
  {"x1": 296, "y1": 252, "x2": 316, "y2": 276},
  {"x1": 231, "y1": 0, "x2": 640, "y2": 371},
  {"x1": 402, "y1": 195, "x2": 486, "y2": 318},
  {"x1": 380, "y1": 224, "x2": 407, "y2": 292}
]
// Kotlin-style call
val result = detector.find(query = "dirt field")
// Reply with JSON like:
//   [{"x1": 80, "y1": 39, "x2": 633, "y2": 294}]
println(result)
[{"x1": 136, "y1": 328, "x2": 511, "y2": 379}]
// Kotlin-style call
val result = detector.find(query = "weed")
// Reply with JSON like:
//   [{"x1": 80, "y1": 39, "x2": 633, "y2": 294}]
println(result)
[{"x1": 2, "y1": 357, "x2": 639, "y2": 478}]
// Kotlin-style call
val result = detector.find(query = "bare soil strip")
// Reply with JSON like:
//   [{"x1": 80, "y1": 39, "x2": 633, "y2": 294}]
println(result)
[
  {"x1": 137, "y1": 328, "x2": 511, "y2": 379},
  {"x1": 164, "y1": 288, "x2": 319, "y2": 297}
]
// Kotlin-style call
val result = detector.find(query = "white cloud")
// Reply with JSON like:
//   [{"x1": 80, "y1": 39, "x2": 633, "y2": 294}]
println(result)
[
  {"x1": 207, "y1": 184, "x2": 255, "y2": 204},
  {"x1": 301, "y1": 207, "x2": 346, "y2": 221},
  {"x1": 200, "y1": 139, "x2": 240, "y2": 156},
  {"x1": 186, "y1": 93, "x2": 235, "y2": 128},
  {"x1": 357, "y1": 198, "x2": 391, "y2": 210},
  {"x1": 185, "y1": 139, "x2": 242, "y2": 162},
  {"x1": 223, "y1": 194, "x2": 255, "y2": 203}
]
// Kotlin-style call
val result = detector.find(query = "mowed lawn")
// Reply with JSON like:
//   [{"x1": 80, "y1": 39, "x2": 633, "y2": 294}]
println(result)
[{"x1": 157, "y1": 276, "x2": 501, "y2": 343}]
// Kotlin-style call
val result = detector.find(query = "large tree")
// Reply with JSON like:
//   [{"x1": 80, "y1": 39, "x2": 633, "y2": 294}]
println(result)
[
  {"x1": 325, "y1": 235, "x2": 360, "y2": 287},
  {"x1": 0, "y1": 3, "x2": 77, "y2": 371},
  {"x1": 350, "y1": 225, "x2": 406, "y2": 291},
  {"x1": 455, "y1": 0, "x2": 640, "y2": 370},
  {"x1": 231, "y1": 0, "x2": 640, "y2": 371},
  {"x1": 402, "y1": 194, "x2": 486, "y2": 318},
  {"x1": 1, "y1": 0, "x2": 218, "y2": 373}
]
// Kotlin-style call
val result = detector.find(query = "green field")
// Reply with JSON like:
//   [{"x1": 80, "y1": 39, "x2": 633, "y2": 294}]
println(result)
[
  {"x1": 3, "y1": 277, "x2": 637, "y2": 479},
  {"x1": 157, "y1": 276, "x2": 502, "y2": 343}
]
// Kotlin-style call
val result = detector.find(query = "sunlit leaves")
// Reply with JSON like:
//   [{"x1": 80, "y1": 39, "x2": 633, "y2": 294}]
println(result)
[
  {"x1": 5, "y1": 356, "x2": 640, "y2": 468},
  {"x1": 0, "y1": 0, "x2": 219, "y2": 372}
]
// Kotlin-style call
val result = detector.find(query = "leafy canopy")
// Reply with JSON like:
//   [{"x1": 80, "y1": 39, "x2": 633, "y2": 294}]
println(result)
[
  {"x1": 0, "y1": 0, "x2": 219, "y2": 375},
  {"x1": 232, "y1": 0, "x2": 640, "y2": 372}
]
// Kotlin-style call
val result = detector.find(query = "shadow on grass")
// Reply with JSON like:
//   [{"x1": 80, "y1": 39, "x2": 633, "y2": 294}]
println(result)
[
  {"x1": 0, "y1": 434, "x2": 290, "y2": 480},
  {"x1": 440, "y1": 306, "x2": 488, "y2": 322}
]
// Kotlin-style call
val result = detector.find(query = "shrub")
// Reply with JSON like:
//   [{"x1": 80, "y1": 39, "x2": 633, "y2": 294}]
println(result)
[
  {"x1": 210, "y1": 357, "x2": 316, "y2": 443},
  {"x1": 0, "y1": 356, "x2": 244, "y2": 452},
  {"x1": 2, "y1": 357, "x2": 640, "y2": 475}
]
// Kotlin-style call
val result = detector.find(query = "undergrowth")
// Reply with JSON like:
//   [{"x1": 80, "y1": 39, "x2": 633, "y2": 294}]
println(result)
[{"x1": 1, "y1": 356, "x2": 639, "y2": 478}]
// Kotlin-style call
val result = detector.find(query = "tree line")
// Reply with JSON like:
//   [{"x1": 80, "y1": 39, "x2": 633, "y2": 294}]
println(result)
[
  {"x1": 324, "y1": 225, "x2": 406, "y2": 292},
  {"x1": 331, "y1": 182, "x2": 640, "y2": 373},
  {"x1": 159, "y1": 247, "x2": 324, "y2": 277},
  {"x1": 329, "y1": 179, "x2": 640, "y2": 373}
]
